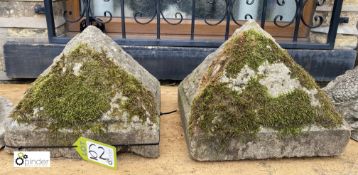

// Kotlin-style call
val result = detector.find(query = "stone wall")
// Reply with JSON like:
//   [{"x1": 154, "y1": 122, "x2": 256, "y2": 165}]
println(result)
[
  {"x1": 311, "y1": 0, "x2": 358, "y2": 50},
  {"x1": 0, "y1": 0, "x2": 65, "y2": 73}
]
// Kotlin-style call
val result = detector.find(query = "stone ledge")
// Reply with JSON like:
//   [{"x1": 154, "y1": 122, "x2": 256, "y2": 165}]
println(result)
[
  {"x1": 0, "y1": 16, "x2": 65, "y2": 28},
  {"x1": 4, "y1": 42, "x2": 357, "y2": 81},
  {"x1": 317, "y1": 5, "x2": 358, "y2": 12},
  {"x1": 310, "y1": 33, "x2": 358, "y2": 49},
  {"x1": 311, "y1": 25, "x2": 358, "y2": 36}
]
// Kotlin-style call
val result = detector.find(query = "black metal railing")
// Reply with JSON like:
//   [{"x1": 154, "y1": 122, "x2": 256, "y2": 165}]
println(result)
[{"x1": 44, "y1": 0, "x2": 344, "y2": 49}]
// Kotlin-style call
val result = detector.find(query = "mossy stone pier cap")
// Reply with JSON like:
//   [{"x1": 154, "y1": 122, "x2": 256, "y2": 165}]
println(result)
[
  {"x1": 178, "y1": 21, "x2": 350, "y2": 161},
  {"x1": 5, "y1": 26, "x2": 161, "y2": 158}
]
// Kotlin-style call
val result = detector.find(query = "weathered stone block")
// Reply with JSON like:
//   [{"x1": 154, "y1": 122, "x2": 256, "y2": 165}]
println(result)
[
  {"x1": 0, "y1": 96, "x2": 12, "y2": 148},
  {"x1": 178, "y1": 21, "x2": 350, "y2": 161},
  {"x1": 4, "y1": 26, "x2": 161, "y2": 158},
  {"x1": 324, "y1": 67, "x2": 358, "y2": 141}
]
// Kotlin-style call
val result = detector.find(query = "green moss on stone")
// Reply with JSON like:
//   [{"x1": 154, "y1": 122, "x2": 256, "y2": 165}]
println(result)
[
  {"x1": 11, "y1": 44, "x2": 157, "y2": 134},
  {"x1": 208, "y1": 30, "x2": 316, "y2": 89},
  {"x1": 190, "y1": 29, "x2": 343, "y2": 147},
  {"x1": 191, "y1": 79, "x2": 342, "y2": 142}
]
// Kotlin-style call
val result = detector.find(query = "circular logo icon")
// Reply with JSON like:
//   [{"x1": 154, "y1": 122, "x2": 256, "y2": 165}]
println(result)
[
  {"x1": 15, "y1": 157, "x2": 24, "y2": 166},
  {"x1": 15, "y1": 152, "x2": 28, "y2": 166}
]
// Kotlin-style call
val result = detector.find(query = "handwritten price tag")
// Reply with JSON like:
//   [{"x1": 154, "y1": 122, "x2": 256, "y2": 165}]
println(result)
[{"x1": 73, "y1": 137, "x2": 117, "y2": 169}]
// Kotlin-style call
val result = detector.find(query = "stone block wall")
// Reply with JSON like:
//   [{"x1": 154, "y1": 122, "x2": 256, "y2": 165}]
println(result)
[
  {"x1": 311, "y1": 0, "x2": 358, "y2": 50},
  {"x1": 0, "y1": 0, "x2": 65, "y2": 73}
]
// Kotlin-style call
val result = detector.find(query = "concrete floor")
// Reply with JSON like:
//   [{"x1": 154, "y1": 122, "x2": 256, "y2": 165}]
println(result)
[{"x1": 0, "y1": 84, "x2": 357, "y2": 175}]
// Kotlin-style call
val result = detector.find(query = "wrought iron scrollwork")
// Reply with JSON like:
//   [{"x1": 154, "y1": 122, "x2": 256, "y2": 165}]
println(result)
[
  {"x1": 204, "y1": 0, "x2": 257, "y2": 26},
  {"x1": 273, "y1": 0, "x2": 325, "y2": 28},
  {"x1": 277, "y1": 0, "x2": 285, "y2": 6},
  {"x1": 246, "y1": 0, "x2": 255, "y2": 5},
  {"x1": 273, "y1": 0, "x2": 296, "y2": 28},
  {"x1": 133, "y1": 0, "x2": 184, "y2": 25},
  {"x1": 230, "y1": 0, "x2": 242, "y2": 25},
  {"x1": 300, "y1": 0, "x2": 325, "y2": 28},
  {"x1": 230, "y1": 0, "x2": 242, "y2": 26},
  {"x1": 204, "y1": 0, "x2": 228, "y2": 26},
  {"x1": 160, "y1": 0, "x2": 184, "y2": 25},
  {"x1": 134, "y1": 11, "x2": 157, "y2": 24},
  {"x1": 63, "y1": 0, "x2": 112, "y2": 32},
  {"x1": 243, "y1": 0, "x2": 255, "y2": 20},
  {"x1": 161, "y1": 11, "x2": 184, "y2": 25},
  {"x1": 245, "y1": 14, "x2": 253, "y2": 19},
  {"x1": 63, "y1": 0, "x2": 327, "y2": 33}
]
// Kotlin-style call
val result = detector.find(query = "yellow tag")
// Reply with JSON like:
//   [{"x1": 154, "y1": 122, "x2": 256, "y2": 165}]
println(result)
[{"x1": 73, "y1": 137, "x2": 117, "y2": 169}]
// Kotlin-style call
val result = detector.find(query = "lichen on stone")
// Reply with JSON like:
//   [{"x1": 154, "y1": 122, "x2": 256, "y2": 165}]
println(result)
[
  {"x1": 189, "y1": 29, "x2": 343, "y2": 145},
  {"x1": 11, "y1": 44, "x2": 157, "y2": 134}
]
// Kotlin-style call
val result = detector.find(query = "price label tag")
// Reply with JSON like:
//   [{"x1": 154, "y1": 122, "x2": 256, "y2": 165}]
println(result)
[{"x1": 73, "y1": 137, "x2": 117, "y2": 169}]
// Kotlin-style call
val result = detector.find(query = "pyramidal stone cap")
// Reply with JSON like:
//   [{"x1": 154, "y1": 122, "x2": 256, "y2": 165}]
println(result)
[
  {"x1": 4, "y1": 26, "x2": 161, "y2": 158},
  {"x1": 178, "y1": 21, "x2": 350, "y2": 161}
]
